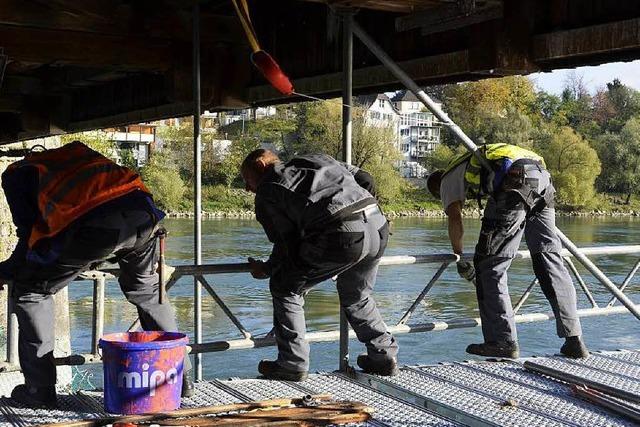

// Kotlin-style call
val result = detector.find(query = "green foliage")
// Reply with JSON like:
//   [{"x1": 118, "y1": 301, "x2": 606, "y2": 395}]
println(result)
[
  {"x1": 423, "y1": 144, "x2": 456, "y2": 171},
  {"x1": 443, "y1": 76, "x2": 537, "y2": 140},
  {"x1": 202, "y1": 185, "x2": 255, "y2": 212},
  {"x1": 140, "y1": 151, "x2": 186, "y2": 211},
  {"x1": 60, "y1": 131, "x2": 117, "y2": 159},
  {"x1": 217, "y1": 134, "x2": 261, "y2": 187},
  {"x1": 593, "y1": 117, "x2": 640, "y2": 203},
  {"x1": 540, "y1": 127, "x2": 601, "y2": 207}
]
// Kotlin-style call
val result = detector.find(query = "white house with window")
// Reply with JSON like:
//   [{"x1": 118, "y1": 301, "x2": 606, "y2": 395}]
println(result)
[{"x1": 357, "y1": 90, "x2": 442, "y2": 178}]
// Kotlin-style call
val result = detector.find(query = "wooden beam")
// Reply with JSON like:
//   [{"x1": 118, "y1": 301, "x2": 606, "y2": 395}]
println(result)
[
  {"x1": 0, "y1": 25, "x2": 176, "y2": 70},
  {"x1": 396, "y1": 0, "x2": 503, "y2": 33},
  {"x1": 533, "y1": 17, "x2": 640, "y2": 63},
  {"x1": 248, "y1": 50, "x2": 470, "y2": 105},
  {"x1": 0, "y1": 0, "x2": 242, "y2": 43},
  {"x1": 299, "y1": 0, "x2": 443, "y2": 14}
]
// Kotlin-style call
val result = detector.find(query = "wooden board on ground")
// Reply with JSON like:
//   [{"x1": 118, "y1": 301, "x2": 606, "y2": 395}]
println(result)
[{"x1": 42, "y1": 395, "x2": 373, "y2": 427}]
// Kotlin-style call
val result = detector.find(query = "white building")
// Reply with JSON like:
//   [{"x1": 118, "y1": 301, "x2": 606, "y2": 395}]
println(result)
[
  {"x1": 358, "y1": 90, "x2": 442, "y2": 178},
  {"x1": 105, "y1": 124, "x2": 156, "y2": 166}
]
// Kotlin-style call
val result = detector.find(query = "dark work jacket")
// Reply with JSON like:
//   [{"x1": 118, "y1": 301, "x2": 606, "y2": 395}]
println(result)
[{"x1": 254, "y1": 154, "x2": 376, "y2": 273}]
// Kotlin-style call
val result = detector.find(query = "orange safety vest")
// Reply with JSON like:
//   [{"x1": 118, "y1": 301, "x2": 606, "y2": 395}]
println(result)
[{"x1": 6, "y1": 141, "x2": 151, "y2": 248}]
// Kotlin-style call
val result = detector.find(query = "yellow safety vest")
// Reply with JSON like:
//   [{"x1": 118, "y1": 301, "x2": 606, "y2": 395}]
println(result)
[{"x1": 443, "y1": 143, "x2": 545, "y2": 192}]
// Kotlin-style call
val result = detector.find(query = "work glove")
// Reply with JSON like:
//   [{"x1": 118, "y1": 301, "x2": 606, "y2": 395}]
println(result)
[
  {"x1": 248, "y1": 257, "x2": 270, "y2": 279},
  {"x1": 456, "y1": 260, "x2": 476, "y2": 283}
]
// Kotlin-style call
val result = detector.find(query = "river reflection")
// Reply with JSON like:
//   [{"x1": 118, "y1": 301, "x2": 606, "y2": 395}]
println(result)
[{"x1": 67, "y1": 216, "x2": 640, "y2": 381}]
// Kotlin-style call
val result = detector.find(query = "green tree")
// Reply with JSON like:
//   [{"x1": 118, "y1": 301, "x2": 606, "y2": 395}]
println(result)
[
  {"x1": 423, "y1": 144, "x2": 456, "y2": 171},
  {"x1": 542, "y1": 127, "x2": 601, "y2": 207},
  {"x1": 592, "y1": 79, "x2": 640, "y2": 132},
  {"x1": 442, "y1": 76, "x2": 537, "y2": 140},
  {"x1": 593, "y1": 117, "x2": 640, "y2": 203},
  {"x1": 60, "y1": 131, "x2": 117, "y2": 158},
  {"x1": 140, "y1": 150, "x2": 186, "y2": 211}
]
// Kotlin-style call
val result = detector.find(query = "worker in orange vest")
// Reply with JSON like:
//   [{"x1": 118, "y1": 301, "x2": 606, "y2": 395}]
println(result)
[{"x1": 0, "y1": 141, "x2": 194, "y2": 408}]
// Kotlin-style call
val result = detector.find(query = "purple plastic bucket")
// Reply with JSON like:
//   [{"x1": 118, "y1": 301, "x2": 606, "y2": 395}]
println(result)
[{"x1": 99, "y1": 331, "x2": 188, "y2": 414}]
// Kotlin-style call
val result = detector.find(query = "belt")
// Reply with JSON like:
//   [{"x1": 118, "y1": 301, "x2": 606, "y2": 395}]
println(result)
[{"x1": 342, "y1": 204, "x2": 380, "y2": 222}]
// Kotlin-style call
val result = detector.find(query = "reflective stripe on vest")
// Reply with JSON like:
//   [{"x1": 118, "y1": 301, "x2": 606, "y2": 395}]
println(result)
[
  {"x1": 7, "y1": 142, "x2": 150, "y2": 248},
  {"x1": 443, "y1": 143, "x2": 545, "y2": 190}
]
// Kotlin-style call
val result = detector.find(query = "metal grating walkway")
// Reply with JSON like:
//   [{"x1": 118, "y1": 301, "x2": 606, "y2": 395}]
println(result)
[{"x1": 1, "y1": 349, "x2": 639, "y2": 426}]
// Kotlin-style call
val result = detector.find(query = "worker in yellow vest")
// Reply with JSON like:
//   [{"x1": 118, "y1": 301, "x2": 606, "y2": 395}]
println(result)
[{"x1": 427, "y1": 143, "x2": 589, "y2": 359}]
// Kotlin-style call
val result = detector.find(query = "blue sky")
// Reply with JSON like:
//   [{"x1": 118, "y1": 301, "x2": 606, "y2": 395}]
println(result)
[{"x1": 530, "y1": 60, "x2": 640, "y2": 95}]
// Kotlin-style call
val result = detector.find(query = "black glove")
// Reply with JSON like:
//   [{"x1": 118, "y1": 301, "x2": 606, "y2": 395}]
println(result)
[{"x1": 456, "y1": 260, "x2": 476, "y2": 282}]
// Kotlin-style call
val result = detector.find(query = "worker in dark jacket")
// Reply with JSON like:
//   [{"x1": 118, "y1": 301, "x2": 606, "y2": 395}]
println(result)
[
  {"x1": 427, "y1": 143, "x2": 589, "y2": 359},
  {"x1": 241, "y1": 149, "x2": 398, "y2": 381},
  {"x1": 0, "y1": 141, "x2": 193, "y2": 408}
]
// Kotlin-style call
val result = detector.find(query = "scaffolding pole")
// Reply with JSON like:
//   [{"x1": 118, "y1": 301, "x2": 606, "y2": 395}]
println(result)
[
  {"x1": 192, "y1": 0, "x2": 203, "y2": 381},
  {"x1": 339, "y1": 10, "x2": 354, "y2": 373}
]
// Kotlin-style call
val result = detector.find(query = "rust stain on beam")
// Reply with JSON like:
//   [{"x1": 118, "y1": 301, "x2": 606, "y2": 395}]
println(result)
[
  {"x1": 534, "y1": 18, "x2": 640, "y2": 62},
  {"x1": 248, "y1": 50, "x2": 469, "y2": 104}
]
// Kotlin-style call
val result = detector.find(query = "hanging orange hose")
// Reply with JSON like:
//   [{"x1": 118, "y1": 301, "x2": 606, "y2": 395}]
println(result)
[{"x1": 230, "y1": 0, "x2": 294, "y2": 96}]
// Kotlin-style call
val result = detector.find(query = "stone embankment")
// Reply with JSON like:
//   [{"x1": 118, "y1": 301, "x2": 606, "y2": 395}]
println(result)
[{"x1": 165, "y1": 208, "x2": 640, "y2": 219}]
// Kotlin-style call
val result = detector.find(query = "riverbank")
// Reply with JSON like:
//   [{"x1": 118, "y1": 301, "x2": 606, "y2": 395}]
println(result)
[{"x1": 165, "y1": 207, "x2": 640, "y2": 219}]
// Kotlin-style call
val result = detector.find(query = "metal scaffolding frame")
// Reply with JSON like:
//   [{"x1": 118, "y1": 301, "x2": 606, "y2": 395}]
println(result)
[{"x1": 2, "y1": 245, "x2": 639, "y2": 373}]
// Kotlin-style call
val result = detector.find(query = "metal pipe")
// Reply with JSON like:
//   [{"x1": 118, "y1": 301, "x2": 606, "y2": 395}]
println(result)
[
  {"x1": 6, "y1": 287, "x2": 18, "y2": 365},
  {"x1": 91, "y1": 277, "x2": 106, "y2": 355},
  {"x1": 555, "y1": 229, "x2": 640, "y2": 321},
  {"x1": 192, "y1": 0, "x2": 203, "y2": 380},
  {"x1": 563, "y1": 256, "x2": 598, "y2": 308},
  {"x1": 397, "y1": 262, "x2": 449, "y2": 325},
  {"x1": 351, "y1": 20, "x2": 640, "y2": 323},
  {"x1": 197, "y1": 275, "x2": 251, "y2": 339},
  {"x1": 182, "y1": 305, "x2": 638, "y2": 354},
  {"x1": 339, "y1": 11, "x2": 354, "y2": 373},
  {"x1": 158, "y1": 228, "x2": 167, "y2": 304},
  {"x1": 607, "y1": 258, "x2": 640, "y2": 307},
  {"x1": 94, "y1": 245, "x2": 640, "y2": 278},
  {"x1": 0, "y1": 303, "x2": 627, "y2": 371},
  {"x1": 513, "y1": 278, "x2": 538, "y2": 314}
]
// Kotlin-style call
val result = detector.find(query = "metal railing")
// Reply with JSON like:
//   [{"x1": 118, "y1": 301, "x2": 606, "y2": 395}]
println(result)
[{"x1": 2, "y1": 245, "x2": 639, "y2": 379}]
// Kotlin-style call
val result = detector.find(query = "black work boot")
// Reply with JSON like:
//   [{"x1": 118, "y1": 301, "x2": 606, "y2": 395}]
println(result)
[
  {"x1": 466, "y1": 341, "x2": 520, "y2": 358},
  {"x1": 181, "y1": 370, "x2": 195, "y2": 398},
  {"x1": 561, "y1": 336, "x2": 590, "y2": 358},
  {"x1": 10, "y1": 384, "x2": 57, "y2": 409},
  {"x1": 258, "y1": 360, "x2": 308, "y2": 381},
  {"x1": 357, "y1": 354, "x2": 399, "y2": 376}
]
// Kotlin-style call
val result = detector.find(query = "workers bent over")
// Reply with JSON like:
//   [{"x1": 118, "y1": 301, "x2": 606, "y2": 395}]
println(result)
[
  {"x1": 427, "y1": 143, "x2": 589, "y2": 359},
  {"x1": 0, "y1": 141, "x2": 194, "y2": 408},
  {"x1": 241, "y1": 149, "x2": 398, "y2": 381}
]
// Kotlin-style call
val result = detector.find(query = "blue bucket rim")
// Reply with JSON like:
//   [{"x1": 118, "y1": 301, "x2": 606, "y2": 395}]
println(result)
[{"x1": 99, "y1": 331, "x2": 188, "y2": 350}]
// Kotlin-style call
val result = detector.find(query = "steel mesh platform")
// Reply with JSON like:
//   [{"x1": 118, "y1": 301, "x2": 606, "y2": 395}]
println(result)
[{"x1": 1, "y1": 350, "x2": 639, "y2": 426}]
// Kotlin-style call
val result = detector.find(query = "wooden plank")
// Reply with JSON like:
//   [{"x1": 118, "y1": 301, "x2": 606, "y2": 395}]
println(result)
[
  {"x1": 39, "y1": 396, "x2": 334, "y2": 427},
  {"x1": 533, "y1": 17, "x2": 640, "y2": 62}
]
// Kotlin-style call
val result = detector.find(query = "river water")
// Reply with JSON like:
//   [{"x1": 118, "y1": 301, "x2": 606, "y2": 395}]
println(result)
[{"x1": 67, "y1": 216, "x2": 640, "y2": 383}]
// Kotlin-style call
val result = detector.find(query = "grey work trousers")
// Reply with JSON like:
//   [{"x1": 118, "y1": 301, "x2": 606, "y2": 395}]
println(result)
[
  {"x1": 11, "y1": 207, "x2": 189, "y2": 388},
  {"x1": 473, "y1": 168, "x2": 582, "y2": 344},
  {"x1": 269, "y1": 208, "x2": 398, "y2": 372}
]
